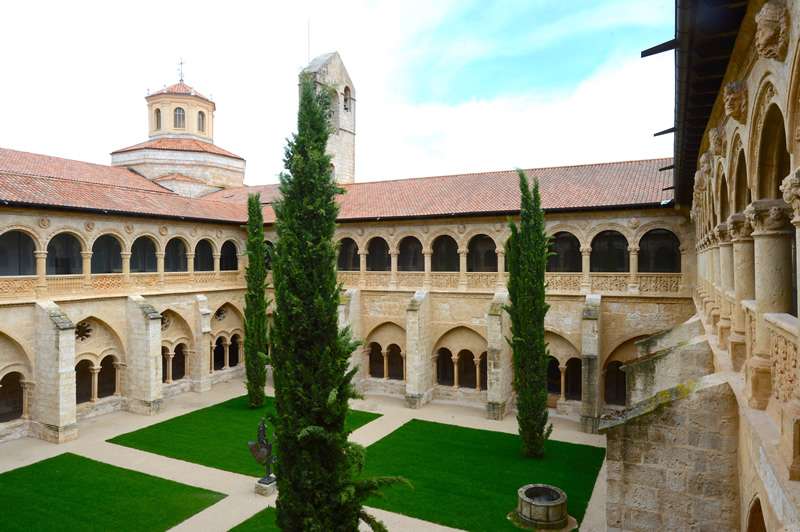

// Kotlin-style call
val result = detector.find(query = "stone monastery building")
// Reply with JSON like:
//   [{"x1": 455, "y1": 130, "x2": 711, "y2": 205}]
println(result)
[{"x1": 3, "y1": 1, "x2": 800, "y2": 529}]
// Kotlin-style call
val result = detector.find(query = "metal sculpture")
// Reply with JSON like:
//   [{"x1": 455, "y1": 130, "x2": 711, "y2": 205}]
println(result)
[{"x1": 248, "y1": 418, "x2": 277, "y2": 485}]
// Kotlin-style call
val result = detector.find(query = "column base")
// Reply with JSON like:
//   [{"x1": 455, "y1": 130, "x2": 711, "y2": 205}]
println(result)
[
  {"x1": 405, "y1": 391, "x2": 433, "y2": 409},
  {"x1": 126, "y1": 398, "x2": 164, "y2": 416},
  {"x1": 717, "y1": 318, "x2": 731, "y2": 350},
  {"x1": 728, "y1": 333, "x2": 746, "y2": 372},
  {"x1": 486, "y1": 399, "x2": 510, "y2": 420},
  {"x1": 745, "y1": 356, "x2": 772, "y2": 409},
  {"x1": 31, "y1": 421, "x2": 78, "y2": 444}
]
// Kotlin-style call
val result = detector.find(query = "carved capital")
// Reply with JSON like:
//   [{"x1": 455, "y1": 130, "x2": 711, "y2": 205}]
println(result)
[
  {"x1": 34, "y1": 250, "x2": 48, "y2": 259},
  {"x1": 727, "y1": 214, "x2": 753, "y2": 241},
  {"x1": 579, "y1": 246, "x2": 592, "y2": 256},
  {"x1": 724, "y1": 81, "x2": 748, "y2": 123},
  {"x1": 781, "y1": 170, "x2": 800, "y2": 222},
  {"x1": 389, "y1": 250, "x2": 399, "y2": 257},
  {"x1": 755, "y1": 1, "x2": 789, "y2": 61},
  {"x1": 745, "y1": 199, "x2": 793, "y2": 235},
  {"x1": 627, "y1": 245, "x2": 640, "y2": 254},
  {"x1": 714, "y1": 223, "x2": 730, "y2": 244},
  {"x1": 357, "y1": 250, "x2": 369, "y2": 256},
  {"x1": 80, "y1": 251, "x2": 93, "y2": 259},
  {"x1": 457, "y1": 248, "x2": 468, "y2": 255}
]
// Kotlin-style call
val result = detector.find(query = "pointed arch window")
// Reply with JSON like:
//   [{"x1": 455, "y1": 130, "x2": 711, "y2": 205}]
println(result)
[{"x1": 174, "y1": 108, "x2": 185, "y2": 129}]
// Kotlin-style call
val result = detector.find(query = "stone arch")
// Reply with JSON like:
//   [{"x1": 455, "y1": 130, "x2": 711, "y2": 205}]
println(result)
[
  {"x1": 461, "y1": 227, "x2": 500, "y2": 250},
  {"x1": 733, "y1": 146, "x2": 751, "y2": 214},
  {"x1": 0, "y1": 330, "x2": 32, "y2": 375},
  {"x1": 1, "y1": 224, "x2": 43, "y2": 251},
  {"x1": 130, "y1": 235, "x2": 158, "y2": 273},
  {"x1": 546, "y1": 223, "x2": 586, "y2": 246},
  {"x1": 604, "y1": 360, "x2": 626, "y2": 407},
  {"x1": 564, "y1": 357, "x2": 582, "y2": 400},
  {"x1": 423, "y1": 227, "x2": 460, "y2": 250},
  {"x1": 397, "y1": 235, "x2": 424, "y2": 272},
  {"x1": 0, "y1": 229, "x2": 38, "y2": 276},
  {"x1": 585, "y1": 223, "x2": 634, "y2": 244},
  {"x1": 605, "y1": 335, "x2": 649, "y2": 367},
  {"x1": 366, "y1": 235, "x2": 390, "y2": 272},
  {"x1": 590, "y1": 230, "x2": 630, "y2": 273},
  {"x1": 336, "y1": 237, "x2": 359, "y2": 271},
  {"x1": 388, "y1": 228, "x2": 424, "y2": 250},
  {"x1": 164, "y1": 236, "x2": 190, "y2": 273},
  {"x1": 73, "y1": 316, "x2": 125, "y2": 364},
  {"x1": 757, "y1": 103, "x2": 790, "y2": 200},
  {"x1": 46, "y1": 231, "x2": 85, "y2": 275},
  {"x1": 194, "y1": 238, "x2": 216, "y2": 272},
  {"x1": 432, "y1": 326, "x2": 487, "y2": 358},
  {"x1": 74, "y1": 358, "x2": 94, "y2": 404},
  {"x1": 638, "y1": 229, "x2": 681, "y2": 273},
  {"x1": 126, "y1": 231, "x2": 163, "y2": 253},
  {"x1": 220, "y1": 239, "x2": 239, "y2": 271},
  {"x1": 632, "y1": 221, "x2": 682, "y2": 246},
  {"x1": 366, "y1": 342, "x2": 384, "y2": 378},
  {"x1": 547, "y1": 231, "x2": 581, "y2": 273},
  {"x1": 210, "y1": 302, "x2": 244, "y2": 337},
  {"x1": 786, "y1": 35, "x2": 800, "y2": 155},
  {"x1": 334, "y1": 230, "x2": 362, "y2": 247},
  {"x1": 0, "y1": 371, "x2": 26, "y2": 422},
  {"x1": 159, "y1": 309, "x2": 193, "y2": 345},
  {"x1": 386, "y1": 344, "x2": 404, "y2": 380},
  {"x1": 91, "y1": 233, "x2": 123, "y2": 274},
  {"x1": 747, "y1": 78, "x2": 781, "y2": 195},
  {"x1": 97, "y1": 354, "x2": 117, "y2": 399},
  {"x1": 43, "y1": 227, "x2": 89, "y2": 252},
  {"x1": 87, "y1": 228, "x2": 127, "y2": 250},
  {"x1": 430, "y1": 233, "x2": 460, "y2": 272},
  {"x1": 364, "y1": 321, "x2": 406, "y2": 352},
  {"x1": 746, "y1": 496, "x2": 767, "y2": 532},
  {"x1": 545, "y1": 331, "x2": 581, "y2": 365},
  {"x1": 466, "y1": 233, "x2": 498, "y2": 272}
]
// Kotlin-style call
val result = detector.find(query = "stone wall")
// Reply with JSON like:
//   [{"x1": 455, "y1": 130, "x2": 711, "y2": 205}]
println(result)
[{"x1": 603, "y1": 374, "x2": 740, "y2": 531}]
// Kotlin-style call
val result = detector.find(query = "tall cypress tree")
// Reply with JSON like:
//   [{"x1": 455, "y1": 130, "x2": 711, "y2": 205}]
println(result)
[
  {"x1": 243, "y1": 192, "x2": 269, "y2": 408},
  {"x1": 505, "y1": 169, "x2": 553, "y2": 458},
  {"x1": 269, "y1": 73, "x2": 403, "y2": 531}
]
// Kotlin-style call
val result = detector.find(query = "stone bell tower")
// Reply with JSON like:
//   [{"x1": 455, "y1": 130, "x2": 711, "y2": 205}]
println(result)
[{"x1": 303, "y1": 52, "x2": 356, "y2": 185}]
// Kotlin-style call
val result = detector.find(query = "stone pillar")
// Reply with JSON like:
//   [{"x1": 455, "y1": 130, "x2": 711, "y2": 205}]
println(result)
[
  {"x1": 744, "y1": 200, "x2": 794, "y2": 409},
  {"x1": 81, "y1": 251, "x2": 92, "y2": 292},
  {"x1": 431, "y1": 354, "x2": 439, "y2": 385},
  {"x1": 381, "y1": 349, "x2": 389, "y2": 380},
  {"x1": 404, "y1": 291, "x2": 433, "y2": 409},
  {"x1": 222, "y1": 340, "x2": 231, "y2": 369},
  {"x1": 580, "y1": 294, "x2": 602, "y2": 434},
  {"x1": 236, "y1": 337, "x2": 244, "y2": 366},
  {"x1": 474, "y1": 355, "x2": 482, "y2": 392},
  {"x1": 337, "y1": 289, "x2": 363, "y2": 379},
  {"x1": 706, "y1": 236, "x2": 720, "y2": 328},
  {"x1": 192, "y1": 295, "x2": 213, "y2": 393},
  {"x1": 422, "y1": 250, "x2": 432, "y2": 290},
  {"x1": 389, "y1": 250, "x2": 399, "y2": 289},
  {"x1": 559, "y1": 365, "x2": 567, "y2": 401},
  {"x1": 627, "y1": 245, "x2": 639, "y2": 293},
  {"x1": 458, "y1": 248, "x2": 468, "y2": 291},
  {"x1": 113, "y1": 361, "x2": 123, "y2": 396},
  {"x1": 164, "y1": 352, "x2": 174, "y2": 383},
  {"x1": 121, "y1": 251, "x2": 132, "y2": 289},
  {"x1": 580, "y1": 246, "x2": 591, "y2": 293},
  {"x1": 727, "y1": 214, "x2": 754, "y2": 370},
  {"x1": 401, "y1": 352, "x2": 407, "y2": 382},
  {"x1": 34, "y1": 250, "x2": 48, "y2": 297},
  {"x1": 213, "y1": 253, "x2": 221, "y2": 282},
  {"x1": 452, "y1": 354, "x2": 460, "y2": 389},
  {"x1": 358, "y1": 250, "x2": 368, "y2": 289},
  {"x1": 364, "y1": 347, "x2": 372, "y2": 378},
  {"x1": 156, "y1": 252, "x2": 166, "y2": 288},
  {"x1": 716, "y1": 224, "x2": 733, "y2": 349},
  {"x1": 30, "y1": 301, "x2": 77, "y2": 443},
  {"x1": 186, "y1": 252, "x2": 195, "y2": 284},
  {"x1": 90, "y1": 366, "x2": 100, "y2": 402},
  {"x1": 495, "y1": 249, "x2": 506, "y2": 291},
  {"x1": 486, "y1": 292, "x2": 512, "y2": 420},
  {"x1": 20, "y1": 380, "x2": 33, "y2": 420},
  {"x1": 124, "y1": 296, "x2": 164, "y2": 415}
]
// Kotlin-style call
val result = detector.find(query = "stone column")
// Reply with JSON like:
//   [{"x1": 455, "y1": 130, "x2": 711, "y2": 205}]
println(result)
[
  {"x1": 401, "y1": 352, "x2": 407, "y2": 382},
  {"x1": 452, "y1": 354, "x2": 460, "y2": 389},
  {"x1": 113, "y1": 361, "x2": 123, "y2": 396},
  {"x1": 363, "y1": 347, "x2": 371, "y2": 378},
  {"x1": 495, "y1": 249, "x2": 506, "y2": 291},
  {"x1": 474, "y1": 355, "x2": 482, "y2": 392},
  {"x1": 389, "y1": 250, "x2": 399, "y2": 290},
  {"x1": 580, "y1": 294, "x2": 602, "y2": 434},
  {"x1": 744, "y1": 200, "x2": 794, "y2": 409},
  {"x1": 209, "y1": 341, "x2": 215, "y2": 372},
  {"x1": 627, "y1": 245, "x2": 639, "y2": 293},
  {"x1": 156, "y1": 252, "x2": 166, "y2": 288},
  {"x1": 422, "y1": 250, "x2": 432, "y2": 290},
  {"x1": 34, "y1": 250, "x2": 48, "y2": 297},
  {"x1": 186, "y1": 252, "x2": 195, "y2": 284},
  {"x1": 381, "y1": 349, "x2": 389, "y2": 380},
  {"x1": 559, "y1": 365, "x2": 567, "y2": 402},
  {"x1": 213, "y1": 253, "x2": 221, "y2": 282},
  {"x1": 358, "y1": 250, "x2": 368, "y2": 289},
  {"x1": 121, "y1": 251, "x2": 131, "y2": 289},
  {"x1": 431, "y1": 354, "x2": 439, "y2": 385},
  {"x1": 716, "y1": 224, "x2": 733, "y2": 349},
  {"x1": 90, "y1": 366, "x2": 100, "y2": 402},
  {"x1": 19, "y1": 380, "x2": 33, "y2": 420},
  {"x1": 706, "y1": 236, "x2": 720, "y2": 328},
  {"x1": 222, "y1": 340, "x2": 231, "y2": 369},
  {"x1": 236, "y1": 337, "x2": 244, "y2": 366},
  {"x1": 580, "y1": 246, "x2": 591, "y2": 293},
  {"x1": 81, "y1": 251, "x2": 93, "y2": 292},
  {"x1": 164, "y1": 351, "x2": 174, "y2": 383},
  {"x1": 458, "y1": 248, "x2": 468, "y2": 292}
]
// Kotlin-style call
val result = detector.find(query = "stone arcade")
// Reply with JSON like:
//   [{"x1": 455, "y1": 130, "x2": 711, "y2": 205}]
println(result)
[{"x1": 4, "y1": 3, "x2": 800, "y2": 529}]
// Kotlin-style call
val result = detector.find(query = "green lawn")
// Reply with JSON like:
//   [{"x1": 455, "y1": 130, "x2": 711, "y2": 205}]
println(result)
[
  {"x1": 0, "y1": 453, "x2": 225, "y2": 532},
  {"x1": 108, "y1": 395, "x2": 382, "y2": 477},
  {"x1": 360, "y1": 419, "x2": 605, "y2": 532},
  {"x1": 230, "y1": 507, "x2": 279, "y2": 531}
]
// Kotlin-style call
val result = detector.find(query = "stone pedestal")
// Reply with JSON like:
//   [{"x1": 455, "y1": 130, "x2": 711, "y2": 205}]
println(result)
[{"x1": 255, "y1": 480, "x2": 277, "y2": 496}]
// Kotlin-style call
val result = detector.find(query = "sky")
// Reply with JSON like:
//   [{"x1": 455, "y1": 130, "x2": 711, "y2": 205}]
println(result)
[{"x1": 0, "y1": 0, "x2": 675, "y2": 186}]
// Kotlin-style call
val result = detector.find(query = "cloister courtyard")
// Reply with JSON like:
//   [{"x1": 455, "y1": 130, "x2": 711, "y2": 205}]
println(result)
[{"x1": 0, "y1": 375, "x2": 607, "y2": 531}]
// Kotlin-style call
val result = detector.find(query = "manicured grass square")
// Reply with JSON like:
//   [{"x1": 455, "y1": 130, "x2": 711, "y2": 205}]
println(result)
[
  {"x1": 108, "y1": 395, "x2": 382, "y2": 477},
  {"x1": 360, "y1": 419, "x2": 605, "y2": 532},
  {"x1": 230, "y1": 507, "x2": 279, "y2": 531},
  {"x1": 0, "y1": 453, "x2": 225, "y2": 532}
]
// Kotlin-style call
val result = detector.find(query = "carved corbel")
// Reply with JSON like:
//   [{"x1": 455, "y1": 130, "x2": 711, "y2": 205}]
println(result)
[
  {"x1": 780, "y1": 169, "x2": 800, "y2": 224},
  {"x1": 724, "y1": 81, "x2": 748, "y2": 123},
  {"x1": 755, "y1": 1, "x2": 789, "y2": 62},
  {"x1": 745, "y1": 199, "x2": 793, "y2": 235}
]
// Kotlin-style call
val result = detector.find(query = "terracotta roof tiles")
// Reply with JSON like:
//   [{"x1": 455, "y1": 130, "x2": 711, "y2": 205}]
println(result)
[
  {"x1": 149, "y1": 82, "x2": 208, "y2": 100},
  {"x1": 111, "y1": 138, "x2": 243, "y2": 160},
  {"x1": 153, "y1": 173, "x2": 205, "y2": 184}
]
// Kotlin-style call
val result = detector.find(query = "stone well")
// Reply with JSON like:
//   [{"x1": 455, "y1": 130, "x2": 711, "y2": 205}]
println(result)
[{"x1": 517, "y1": 484, "x2": 568, "y2": 530}]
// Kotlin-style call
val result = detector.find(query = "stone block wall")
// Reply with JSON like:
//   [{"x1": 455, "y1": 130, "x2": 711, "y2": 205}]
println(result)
[{"x1": 604, "y1": 375, "x2": 739, "y2": 531}]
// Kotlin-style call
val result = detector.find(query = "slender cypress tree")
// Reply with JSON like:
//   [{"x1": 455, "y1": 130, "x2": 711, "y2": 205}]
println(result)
[
  {"x1": 243, "y1": 192, "x2": 269, "y2": 408},
  {"x1": 505, "y1": 169, "x2": 553, "y2": 458},
  {"x1": 269, "y1": 73, "x2": 403, "y2": 531}
]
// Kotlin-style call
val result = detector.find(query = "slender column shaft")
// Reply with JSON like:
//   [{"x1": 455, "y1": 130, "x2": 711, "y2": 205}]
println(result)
[{"x1": 559, "y1": 365, "x2": 566, "y2": 402}]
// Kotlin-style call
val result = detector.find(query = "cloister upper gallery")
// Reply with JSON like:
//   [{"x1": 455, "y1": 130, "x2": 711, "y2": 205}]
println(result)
[{"x1": 4, "y1": 1, "x2": 800, "y2": 530}]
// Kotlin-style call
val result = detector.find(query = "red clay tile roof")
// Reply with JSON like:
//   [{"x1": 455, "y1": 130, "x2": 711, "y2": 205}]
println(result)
[
  {"x1": 111, "y1": 138, "x2": 243, "y2": 160},
  {"x1": 150, "y1": 82, "x2": 208, "y2": 100},
  {"x1": 0, "y1": 147, "x2": 167, "y2": 193},
  {"x1": 153, "y1": 173, "x2": 205, "y2": 184},
  {"x1": 206, "y1": 158, "x2": 674, "y2": 222}
]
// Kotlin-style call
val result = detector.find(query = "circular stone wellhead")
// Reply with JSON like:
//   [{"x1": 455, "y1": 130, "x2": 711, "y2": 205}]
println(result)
[{"x1": 517, "y1": 484, "x2": 568, "y2": 529}]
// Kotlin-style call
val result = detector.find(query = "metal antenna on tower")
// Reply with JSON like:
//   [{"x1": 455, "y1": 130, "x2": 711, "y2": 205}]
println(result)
[{"x1": 178, "y1": 58, "x2": 186, "y2": 82}]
